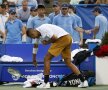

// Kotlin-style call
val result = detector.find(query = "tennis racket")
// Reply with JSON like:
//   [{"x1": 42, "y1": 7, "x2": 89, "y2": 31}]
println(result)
[{"x1": 7, "y1": 67, "x2": 26, "y2": 79}]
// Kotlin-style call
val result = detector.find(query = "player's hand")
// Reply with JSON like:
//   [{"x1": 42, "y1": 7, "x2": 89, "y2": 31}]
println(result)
[{"x1": 33, "y1": 59, "x2": 38, "y2": 67}]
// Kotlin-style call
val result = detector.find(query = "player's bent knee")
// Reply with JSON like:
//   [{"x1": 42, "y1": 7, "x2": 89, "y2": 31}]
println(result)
[{"x1": 44, "y1": 53, "x2": 54, "y2": 61}]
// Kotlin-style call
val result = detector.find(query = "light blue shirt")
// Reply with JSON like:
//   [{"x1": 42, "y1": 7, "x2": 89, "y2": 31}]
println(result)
[
  {"x1": 95, "y1": 14, "x2": 108, "y2": 39},
  {"x1": 28, "y1": 16, "x2": 51, "y2": 29},
  {"x1": 26, "y1": 15, "x2": 35, "y2": 43},
  {"x1": 5, "y1": 19, "x2": 23, "y2": 44},
  {"x1": 17, "y1": 8, "x2": 30, "y2": 21},
  {"x1": 72, "y1": 14, "x2": 82, "y2": 42},
  {"x1": 27, "y1": 16, "x2": 51, "y2": 44},
  {"x1": 53, "y1": 13, "x2": 78, "y2": 37},
  {"x1": 27, "y1": 15, "x2": 34, "y2": 28},
  {"x1": 49, "y1": 12, "x2": 60, "y2": 23}
]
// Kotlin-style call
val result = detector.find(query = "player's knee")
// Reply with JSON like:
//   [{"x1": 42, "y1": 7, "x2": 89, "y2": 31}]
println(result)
[
  {"x1": 44, "y1": 55, "x2": 51, "y2": 62},
  {"x1": 44, "y1": 53, "x2": 54, "y2": 61},
  {"x1": 64, "y1": 58, "x2": 72, "y2": 65}
]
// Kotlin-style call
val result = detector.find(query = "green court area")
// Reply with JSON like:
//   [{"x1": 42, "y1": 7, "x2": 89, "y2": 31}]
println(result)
[{"x1": 0, "y1": 85, "x2": 108, "y2": 90}]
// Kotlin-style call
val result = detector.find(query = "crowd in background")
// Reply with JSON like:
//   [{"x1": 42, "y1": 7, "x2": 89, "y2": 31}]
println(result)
[
  {"x1": 1, "y1": 0, "x2": 108, "y2": 5},
  {"x1": 0, "y1": 0, "x2": 108, "y2": 44}
]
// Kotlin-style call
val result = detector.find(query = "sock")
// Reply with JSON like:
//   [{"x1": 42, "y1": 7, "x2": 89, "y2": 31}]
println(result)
[
  {"x1": 78, "y1": 74, "x2": 85, "y2": 82},
  {"x1": 44, "y1": 75, "x2": 49, "y2": 83}
]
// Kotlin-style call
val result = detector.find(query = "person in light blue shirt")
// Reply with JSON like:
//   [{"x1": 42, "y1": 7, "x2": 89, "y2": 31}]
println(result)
[
  {"x1": 85, "y1": 6, "x2": 108, "y2": 39},
  {"x1": 5, "y1": 9, "x2": 26, "y2": 44},
  {"x1": 28, "y1": 4, "x2": 51, "y2": 29},
  {"x1": 27, "y1": 4, "x2": 51, "y2": 43},
  {"x1": 48, "y1": 2, "x2": 61, "y2": 23},
  {"x1": 53, "y1": 3, "x2": 83, "y2": 43},
  {"x1": 68, "y1": 5, "x2": 83, "y2": 45},
  {"x1": 26, "y1": 7, "x2": 37, "y2": 43},
  {"x1": 17, "y1": 0, "x2": 30, "y2": 22}
]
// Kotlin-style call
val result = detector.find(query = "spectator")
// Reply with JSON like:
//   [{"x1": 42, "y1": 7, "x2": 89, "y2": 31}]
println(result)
[
  {"x1": 26, "y1": 7, "x2": 37, "y2": 43},
  {"x1": 49, "y1": 2, "x2": 61, "y2": 23},
  {"x1": 0, "y1": 4, "x2": 9, "y2": 43},
  {"x1": 3, "y1": 1, "x2": 9, "y2": 12},
  {"x1": 17, "y1": 0, "x2": 30, "y2": 22},
  {"x1": 53, "y1": 3, "x2": 83, "y2": 44},
  {"x1": 68, "y1": 5, "x2": 83, "y2": 46},
  {"x1": 1, "y1": 4, "x2": 9, "y2": 18},
  {"x1": 27, "y1": 4, "x2": 51, "y2": 43},
  {"x1": 5, "y1": 9, "x2": 26, "y2": 44},
  {"x1": 85, "y1": 6, "x2": 108, "y2": 39},
  {"x1": 28, "y1": 4, "x2": 51, "y2": 29}
]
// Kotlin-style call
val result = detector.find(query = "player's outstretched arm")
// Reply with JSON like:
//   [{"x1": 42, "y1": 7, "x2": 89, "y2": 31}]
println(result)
[{"x1": 32, "y1": 44, "x2": 38, "y2": 67}]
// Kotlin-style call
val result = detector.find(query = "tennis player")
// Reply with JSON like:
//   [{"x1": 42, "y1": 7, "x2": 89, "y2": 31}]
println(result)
[{"x1": 26, "y1": 24, "x2": 88, "y2": 88}]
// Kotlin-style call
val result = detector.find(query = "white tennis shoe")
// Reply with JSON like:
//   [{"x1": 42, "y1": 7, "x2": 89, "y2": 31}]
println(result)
[
  {"x1": 37, "y1": 82, "x2": 50, "y2": 89},
  {"x1": 78, "y1": 80, "x2": 88, "y2": 88}
]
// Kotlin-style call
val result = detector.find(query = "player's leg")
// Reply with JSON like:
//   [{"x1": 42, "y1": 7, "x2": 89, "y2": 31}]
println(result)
[
  {"x1": 61, "y1": 36, "x2": 88, "y2": 88},
  {"x1": 44, "y1": 52, "x2": 54, "y2": 83},
  {"x1": 37, "y1": 52, "x2": 54, "y2": 89}
]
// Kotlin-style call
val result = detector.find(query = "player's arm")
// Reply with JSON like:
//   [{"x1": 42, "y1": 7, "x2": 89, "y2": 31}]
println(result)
[
  {"x1": 32, "y1": 43, "x2": 38, "y2": 66},
  {"x1": 42, "y1": 35, "x2": 58, "y2": 45}
]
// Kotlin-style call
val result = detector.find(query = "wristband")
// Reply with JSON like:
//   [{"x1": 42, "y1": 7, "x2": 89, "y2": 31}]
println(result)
[{"x1": 32, "y1": 48, "x2": 38, "y2": 54}]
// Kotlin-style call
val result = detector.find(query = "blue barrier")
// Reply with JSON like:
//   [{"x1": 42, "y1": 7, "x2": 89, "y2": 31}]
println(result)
[
  {"x1": 0, "y1": 62, "x2": 71, "y2": 82},
  {"x1": 0, "y1": 43, "x2": 95, "y2": 82}
]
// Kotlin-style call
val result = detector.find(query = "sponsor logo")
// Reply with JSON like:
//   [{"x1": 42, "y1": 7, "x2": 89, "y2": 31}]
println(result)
[
  {"x1": 11, "y1": 74, "x2": 64, "y2": 81},
  {"x1": 68, "y1": 79, "x2": 81, "y2": 85},
  {"x1": 12, "y1": 75, "x2": 20, "y2": 81},
  {"x1": 62, "y1": 79, "x2": 81, "y2": 86}
]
